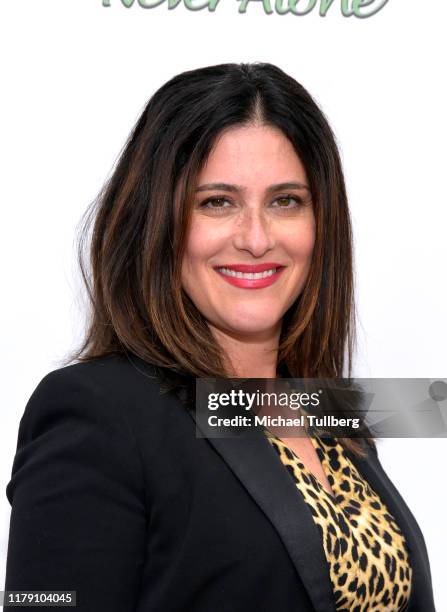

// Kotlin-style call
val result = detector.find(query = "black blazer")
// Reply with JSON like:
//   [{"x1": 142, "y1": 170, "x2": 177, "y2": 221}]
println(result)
[{"x1": 4, "y1": 353, "x2": 436, "y2": 611}]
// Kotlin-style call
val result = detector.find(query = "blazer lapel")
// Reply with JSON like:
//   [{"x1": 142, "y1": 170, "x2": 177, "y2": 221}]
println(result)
[
  {"x1": 346, "y1": 447, "x2": 435, "y2": 611},
  {"x1": 189, "y1": 408, "x2": 337, "y2": 612}
]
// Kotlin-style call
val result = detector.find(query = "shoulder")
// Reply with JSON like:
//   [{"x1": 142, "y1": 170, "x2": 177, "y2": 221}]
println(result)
[
  {"x1": 6, "y1": 354, "x2": 157, "y2": 535},
  {"x1": 8, "y1": 353, "x2": 185, "y2": 503},
  {"x1": 31, "y1": 352, "x2": 170, "y2": 408},
  {"x1": 35, "y1": 352, "x2": 163, "y2": 400},
  {"x1": 19, "y1": 353, "x2": 187, "y2": 442}
]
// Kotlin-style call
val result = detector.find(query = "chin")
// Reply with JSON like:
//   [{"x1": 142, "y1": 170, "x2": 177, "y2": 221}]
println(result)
[{"x1": 223, "y1": 315, "x2": 282, "y2": 337}]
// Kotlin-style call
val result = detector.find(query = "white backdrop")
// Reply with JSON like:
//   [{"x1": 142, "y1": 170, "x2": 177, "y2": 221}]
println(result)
[{"x1": 1, "y1": 0, "x2": 446, "y2": 608}]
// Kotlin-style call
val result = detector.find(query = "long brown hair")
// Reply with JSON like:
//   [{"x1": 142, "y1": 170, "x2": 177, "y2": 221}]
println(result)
[{"x1": 67, "y1": 63, "x2": 372, "y2": 456}]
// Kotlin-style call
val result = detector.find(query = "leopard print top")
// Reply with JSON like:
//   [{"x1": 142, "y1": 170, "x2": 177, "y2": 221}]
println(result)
[{"x1": 265, "y1": 431, "x2": 413, "y2": 611}]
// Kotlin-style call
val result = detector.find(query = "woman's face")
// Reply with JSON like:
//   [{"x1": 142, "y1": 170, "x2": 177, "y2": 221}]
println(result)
[{"x1": 181, "y1": 124, "x2": 315, "y2": 340}]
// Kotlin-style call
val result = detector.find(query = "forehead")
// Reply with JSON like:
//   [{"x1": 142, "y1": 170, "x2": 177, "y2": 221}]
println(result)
[{"x1": 197, "y1": 124, "x2": 308, "y2": 186}]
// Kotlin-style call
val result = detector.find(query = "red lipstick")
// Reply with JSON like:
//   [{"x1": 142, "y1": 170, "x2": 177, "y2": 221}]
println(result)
[{"x1": 214, "y1": 263, "x2": 286, "y2": 289}]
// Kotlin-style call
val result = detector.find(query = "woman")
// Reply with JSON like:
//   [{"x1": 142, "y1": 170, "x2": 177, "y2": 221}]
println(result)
[{"x1": 4, "y1": 63, "x2": 435, "y2": 611}]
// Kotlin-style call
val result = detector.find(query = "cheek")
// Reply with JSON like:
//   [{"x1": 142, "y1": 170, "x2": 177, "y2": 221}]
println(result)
[
  {"x1": 181, "y1": 223, "x2": 218, "y2": 286},
  {"x1": 303, "y1": 231, "x2": 316, "y2": 260},
  {"x1": 287, "y1": 221, "x2": 316, "y2": 263}
]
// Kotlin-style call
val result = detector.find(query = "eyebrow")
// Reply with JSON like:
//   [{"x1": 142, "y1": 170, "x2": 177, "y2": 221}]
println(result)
[{"x1": 195, "y1": 182, "x2": 310, "y2": 193}]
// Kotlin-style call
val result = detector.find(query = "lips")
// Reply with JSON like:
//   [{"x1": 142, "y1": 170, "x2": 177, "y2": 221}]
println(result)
[{"x1": 214, "y1": 263, "x2": 286, "y2": 289}]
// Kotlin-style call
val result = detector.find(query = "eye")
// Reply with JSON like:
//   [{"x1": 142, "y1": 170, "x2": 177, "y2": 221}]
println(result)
[
  {"x1": 271, "y1": 195, "x2": 304, "y2": 209},
  {"x1": 198, "y1": 196, "x2": 233, "y2": 213}
]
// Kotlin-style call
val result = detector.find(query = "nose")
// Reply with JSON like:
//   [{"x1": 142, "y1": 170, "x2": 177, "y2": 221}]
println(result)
[{"x1": 232, "y1": 207, "x2": 275, "y2": 257}]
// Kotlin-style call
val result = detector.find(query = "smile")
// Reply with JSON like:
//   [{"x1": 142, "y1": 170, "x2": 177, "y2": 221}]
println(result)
[{"x1": 214, "y1": 264, "x2": 286, "y2": 289}]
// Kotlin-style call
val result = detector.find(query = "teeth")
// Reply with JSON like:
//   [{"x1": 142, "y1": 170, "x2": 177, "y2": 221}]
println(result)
[{"x1": 218, "y1": 267, "x2": 278, "y2": 279}]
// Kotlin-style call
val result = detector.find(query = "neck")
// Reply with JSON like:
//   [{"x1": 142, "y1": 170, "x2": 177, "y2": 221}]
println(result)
[{"x1": 210, "y1": 323, "x2": 281, "y2": 378}]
